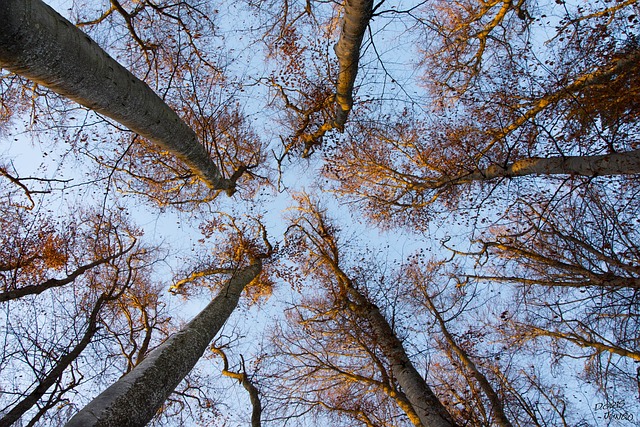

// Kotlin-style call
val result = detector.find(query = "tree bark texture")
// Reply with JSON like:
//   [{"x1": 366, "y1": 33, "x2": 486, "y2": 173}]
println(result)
[
  {"x1": 0, "y1": 0, "x2": 233, "y2": 191},
  {"x1": 427, "y1": 149, "x2": 640, "y2": 190},
  {"x1": 333, "y1": 0, "x2": 373, "y2": 129},
  {"x1": 64, "y1": 262, "x2": 261, "y2": 427},
  {"x1": 481, "y1": 149, "x2": 640, "y2": 179},
  {"x1": 345, "y1": 288, "x2": 459, "y2": 427}
]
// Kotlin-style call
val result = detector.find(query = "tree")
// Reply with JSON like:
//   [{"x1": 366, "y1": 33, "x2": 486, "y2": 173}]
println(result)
[
  {"x1": 279, "y1": 194, "x2": 459, "y2": 427},
  {"x1": 456, "y1": 189, "x2": 640, "y2": 398},
  {"x1": 1, "y1": 269, "x2": 132, "y2": 427},
  {"x1": 66, "y1": 262, "x2": 263, "y2": 427},
  {"x1": 0, "y1": 208, "x2": 167, "y2": 426},
  {"x1": 0, "y1": 0, "x2": 239, "y2": 192},
  {"x1": 66, "y1": 216, "x2": 273, "y2": 426},
  {"x1": 401, "y1": 253, "x2": 599, "y2": 427},
  {"x1": 1, "y1": 0, "x2": 639, "y2": 424},
  {"x1": 322, "y1": 1, "x2": 640, "y2": 228}
]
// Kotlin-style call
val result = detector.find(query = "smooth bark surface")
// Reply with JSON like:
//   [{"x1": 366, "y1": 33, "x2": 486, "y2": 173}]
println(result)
[
  {"x1": 294, "y1": 202, "x2": 458, "y2": 427},
  {"x1": 424, "y1": 149, "x2": 640, "y2": 190},
  {"x1": 65, "y1": 262, "x2": 261, "y2": 427},
  {"x1": 345, "y1": 288, "x2": 459, "y2": 427},
  {"x1": 0, "y1": 0, "x2": 233, "y2": 191},
  {"x1": 333, "y1": 0, "x2": 373, "y2": 129},
  {"x1": 298, "y1": 0, "x2": 372, "y2": 154}
]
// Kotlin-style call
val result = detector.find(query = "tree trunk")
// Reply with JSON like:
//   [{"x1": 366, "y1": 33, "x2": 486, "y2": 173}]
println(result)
[
  {"x1": 333, "y1": 0, "x2": 373, "y2": 129},
  {"x1": 344, "y1": 286, "x2": 459, "y2": 427},
  {"x1": 0, "y1": 0, "x2": 234, "y2": 192},
  {"x1": 427, "y1": 149, "x2": 640, "y2": 190},
  {"x1": 298, "y1": 0, "x2": 372, "y2": 154},
  {"x1": 293, "y1": 198, "x2": 458, "y2": 426},
  {"x1": 65, "y1": 262, "x2": 261, "y2": 427}
]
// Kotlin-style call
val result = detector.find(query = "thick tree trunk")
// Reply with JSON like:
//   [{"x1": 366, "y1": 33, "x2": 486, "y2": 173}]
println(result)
[
  {"x1": 428, "y1": 149, "x2": 640, "y2": 189},
  {"x1": 65, "y1": 262, "x2": 261, "y2": 427},
  {"x1": 299, "y1": 0, "x2": 371, "y2": 154},
  {"x1": 295, "y1": 200, "x2": 458, "y2": 426},
  {"x1": 333, "y1": 0, "x2": 373, "y2": 129},
  {"x1": 0, "y1": 0, "x2": 233, "y2": 192},
  {"x1": 344, "y1": 287, "x2": 459, "y2": 427}
]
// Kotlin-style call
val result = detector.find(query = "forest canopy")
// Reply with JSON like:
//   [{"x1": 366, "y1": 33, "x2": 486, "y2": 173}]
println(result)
[{"x1": 1, "y1": 0, "x2": 639, "y2": 425}]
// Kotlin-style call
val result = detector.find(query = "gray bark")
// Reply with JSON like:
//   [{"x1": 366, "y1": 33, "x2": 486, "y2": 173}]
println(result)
[
  {"x1": 333, "y1": 0, "x2": 373, "y2": 129},
  {"x1": 298, "y1": 0, "x2": 372, "y2": 154},
  {"x1": 481, "y1": 149, "x2": 640, "y2": 179},
  {"x1": 425, "y1": 149, "x2": 640, "y2": 190},
  {"x1": 344, "y1": 287, "x2": 459, "y2": 427},
  {"x1": 65, "y1": 262, "x2": 261, "y2": 427},
  {"x1": 0, "y1": 0, "x2": 234, "y2": 192},
  {"x1": 295, "y1": 204, "x2": 458, "y2": 426}
]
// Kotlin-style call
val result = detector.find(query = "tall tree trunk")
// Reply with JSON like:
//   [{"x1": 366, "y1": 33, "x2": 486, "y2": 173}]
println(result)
[
  {"x1": 0, "y1": 0, "x2": 234, "y2": 192},
  {"x1": 65, "y1": 262, "x2": 261, "y2": 427},
  {"x1": 300, "y1": 0, "x2": 372, "y2": 155},
  {"x1": 343, "y1": 284, "x2": 459, "y2": 427},
  {"x1": 293, "y1": 197, "x2": 458, "y2": 426},
  {"x1": 426, "y1": 149, "x2": 640, "y2": 190},
  {"x1": 333, "y1": 0, "x2": 373, "y2": 130}
]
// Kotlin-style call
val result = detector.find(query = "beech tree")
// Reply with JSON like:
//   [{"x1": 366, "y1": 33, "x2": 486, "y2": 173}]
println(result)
[
  {"x1": 1, "y1": 0, "x2": 638, "y2": 424},
  {"x1": 322, "y1": 0, "x2": 640, "y2": 227},
  {"x1": 265, "y1": 280, "x2": 426, "y2": 426},
  {"x1": 65, "y1": 262, "x2": 263, "y2": 427},
  {"x1": 274, "y1": 195, "x2": 459, "y2": 427},
  {"x1": 64, "y1": 213, "x2": 273, "y2": 426},
  {"x1": 401, "y1": 254, "x2": 600, "y2": 427},
  {"x1": 0, "y1": 0, "x2": 251, "y2": 196},
  {"x1": 0, "y1": 207, "x2": 169, "y2": 426}
]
